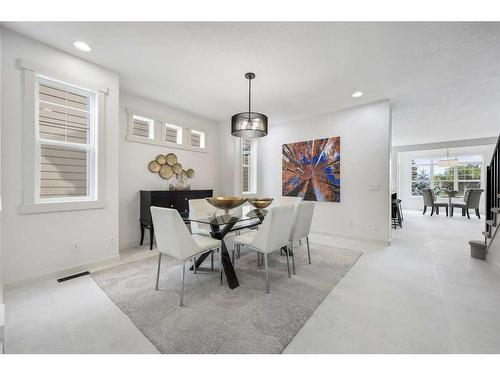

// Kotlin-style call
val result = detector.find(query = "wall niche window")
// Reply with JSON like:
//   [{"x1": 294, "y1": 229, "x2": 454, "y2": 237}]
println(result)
[{"x1": 126, "y1": 108, "x2": 207, "y2": 153}]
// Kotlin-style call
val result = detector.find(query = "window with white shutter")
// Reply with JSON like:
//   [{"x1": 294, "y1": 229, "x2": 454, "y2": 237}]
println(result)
[
  {"x1": 36, "y1": 77, "x2": 96, "y2": 201},
  {"x1": 164, "y1": 123, "x2": 183, "y2": 145},
  {"x1": 190, "y1": 130, "x2": 205, "y2": 149},
  {"x1": 241, "y1": 138, "x2": 257, "y2": 194},
  {"x1": 132, "y1": 115, "x2": 154, "y2": 139}
]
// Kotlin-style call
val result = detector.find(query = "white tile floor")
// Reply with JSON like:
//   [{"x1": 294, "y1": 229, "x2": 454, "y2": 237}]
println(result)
[{"x1": 4, "y1": 210, "x2": 500, "y2": 353}]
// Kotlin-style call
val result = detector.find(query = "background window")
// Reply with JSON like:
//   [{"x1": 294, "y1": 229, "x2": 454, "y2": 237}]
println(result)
[
  {"x1": 241, "y1": 138, "x2": 256, "y2": 194},
  {"x1": 433, "y1": 165, "x2": 454, "y2": 197},
  {"x1": 190, "y1": 129, "x2": 205, "y2": 149},
  {"x1": 411, "y1": 160, "x2": 431, "y2": 196},
  {"x1": 132, "y1": 115, "x2": 154, "y2": 139},
  {"x1": 410, "y1": 155, "x2": 482, "y2": 198},
  {"x1": 37, "y1": 77, "x2": 96, "y2": 201},
  {"x1": 164, "y1": 123, "x2": 182, "y2": 145}
]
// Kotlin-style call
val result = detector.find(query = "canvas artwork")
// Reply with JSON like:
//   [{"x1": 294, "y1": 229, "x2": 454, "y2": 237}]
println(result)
[{"x1": 282, "y1": 137, "x2": 341, "y2": 202}]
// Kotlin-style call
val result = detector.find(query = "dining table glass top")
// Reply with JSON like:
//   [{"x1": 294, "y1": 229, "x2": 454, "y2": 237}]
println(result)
[{"x1": 184, "y1": 205, "x2": 268, "y2": 226}]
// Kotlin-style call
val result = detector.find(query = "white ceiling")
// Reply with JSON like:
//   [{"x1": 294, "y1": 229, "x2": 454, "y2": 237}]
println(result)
[{"x1": 3, "y1": 22, "x2": 500, "y2": 146}]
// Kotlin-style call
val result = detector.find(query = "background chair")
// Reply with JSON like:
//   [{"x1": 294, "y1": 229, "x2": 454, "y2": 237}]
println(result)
[
  {"x1": 233, "y1": 205, "x2": 295, "y2": 293},
  {"x1": 151, "y1": 206, "x2": 221, "y2": 306},
  {"x1": 450, "y1": 189, "x2": 484, "y2": 219},
  {"x1": 421, "y1": 188, "x2": 448, "y2": 216},
  {"x1": 288, "y1": 201, "x2": 315, "y2": 274},
  {"x1": 279, "y1": 196, "x2": 303, "y2": 206}
]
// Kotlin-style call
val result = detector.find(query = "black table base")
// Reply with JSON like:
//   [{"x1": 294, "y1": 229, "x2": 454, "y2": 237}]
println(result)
[{"x1": 188, "y1": 214, "x2": 264, "y2": 289}]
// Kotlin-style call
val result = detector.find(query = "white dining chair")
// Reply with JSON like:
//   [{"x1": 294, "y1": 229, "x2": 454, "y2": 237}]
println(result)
[
  {"x1": 288, "y1": 201, "x2": 315, "y2": 274},
  {"x1": 151, "y1": 206, "x2": 221, "y2": 306},
  {"x1": 232, "y1": 205, "x2": 295, "y2": 293},
  {"x1": 279, "y1": 196, "x2": 303, "y2": 206},
  {"x1": 188, "y1": 198, "x2": 217, "y2": 237}
]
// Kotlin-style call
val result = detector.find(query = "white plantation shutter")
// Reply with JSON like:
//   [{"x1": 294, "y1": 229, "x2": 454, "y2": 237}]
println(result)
[
  {"x1": 191, "y1": 132, "x2": 201, "y2": 147},
  {"x1": 190, "y1": 129, "x2": 205, "y2": 149},
  {"x1": 40, "y1": 145, "x2": 87, "y2": 197},
  {"x1": 132, "y1": 115, "x2": 154, "y2": 139},
  {"x1": 165, "y1": 124, "x2": 181, "y2": 144},
  {"x1": 36, "y1": 77, "x2": 96, "y2": 201}
]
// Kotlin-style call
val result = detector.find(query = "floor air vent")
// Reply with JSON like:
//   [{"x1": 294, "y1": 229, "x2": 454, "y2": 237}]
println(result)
[{"x1": 57, "y1": 271, "x2": 90, "y2": 283}]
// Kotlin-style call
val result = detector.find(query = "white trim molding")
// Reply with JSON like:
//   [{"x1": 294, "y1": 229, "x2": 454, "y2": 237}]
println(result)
[
  {"x1": 20, "y1": 60, "x2": 108, "y2": 214},
  {"x1": 20, "y1": 200, "x2": 107, "y2": 214}
]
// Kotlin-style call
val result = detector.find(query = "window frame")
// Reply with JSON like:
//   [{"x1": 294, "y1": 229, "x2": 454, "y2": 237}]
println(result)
[
  {"x1": 240, "y1": 138, "x2": 258, "y2": 195},
  {"x1": 125, "y1": 107, "x2": 208, "y2": 153},
  {"x1": 19, "y1": 59, "x2": 108, "y2": 214},
  {"x1": 35, "y1": 76, "x2": 97, "y2": 204}
]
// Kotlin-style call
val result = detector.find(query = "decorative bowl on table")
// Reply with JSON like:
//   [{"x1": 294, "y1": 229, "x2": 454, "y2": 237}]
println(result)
[
  {"x1": 246, "y1": 197, "x2": 274, "y2": 209},
  {"x1": 206, "y1": 196, "x2": 247, "y2": 214}
]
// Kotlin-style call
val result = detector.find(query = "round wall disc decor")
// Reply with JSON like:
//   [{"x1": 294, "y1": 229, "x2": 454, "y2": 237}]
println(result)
[
  {"x1": 159, "y1": 165, "x2": 174, "y2": 179},
  {"x1": 148, "y1": 160, "x2": 161, "y2": 173},
  {"x1": 186, "y1": 168, "x2": 195, "y2": 178},
  {"x1": 172, "y1": 163, "x2": 183, "y2": 174},
  {"x1": 156, "y1": 154, "x2": 167, "y2": 165},
  {"x1": 180, "y1": 170, "x2": 188, "y2": 180},
  {"x1": 166, "y1": 153, "x2": 178, "y2": 166}
]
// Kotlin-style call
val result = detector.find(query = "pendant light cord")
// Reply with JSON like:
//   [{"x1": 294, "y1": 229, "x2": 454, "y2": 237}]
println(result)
[{"x1": 248, "y1": 76, "x2": 252, "y2": 118}]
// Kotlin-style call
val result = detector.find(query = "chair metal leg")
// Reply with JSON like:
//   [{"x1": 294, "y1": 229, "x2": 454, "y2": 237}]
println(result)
[
  {"x1": 290, "y1": 242, "x2": 296, "y2": 275},
  {"x1": 423, "y1": 206, "x2": 427, "y2": 215},
  {"x1": 467, "y1": 209, "x2": 470, "y2": 219},
  {"x1": 193, "y1": 257, "x2": 197, "y2": 274},
  {"x1": 180, "y1": 262, "x2": 185, "y2": 307},
  {"x1": 211, "y1": 251, "x2": 214, "y2": 271},
  {"x1": 299, "y1": 239, "x2": 302, "y2": 246},
  {"x1": 476, "y1": 209, "x2": 481, "y2": 219},
  {"x1": 237, "y1": 244, "x2": 241, "y2": 259},
  {"x1": 264, "y1": 253, "x2": 270, "y2": 293},
  {"x1": 232, "y1": 247, "x2": 235, "y2": 264},
  {"x1": 257, "y1": 252, "x2": 261, "y2": 267},
  {"x1": 155, "y1": 253, "x2": 162, "y2": 290},
  {"x1": 306, "y1": 236, "x2": 311, "y2": 264},
  {"x1": 431, "y1": 206, "x2": 434, "y2": 216},
  {"x1": 285, "y1": 246, "x2": 291, "y2": 278},
  {"x1": 219, "y1": 250, "x2": 223, "y2": 286}
]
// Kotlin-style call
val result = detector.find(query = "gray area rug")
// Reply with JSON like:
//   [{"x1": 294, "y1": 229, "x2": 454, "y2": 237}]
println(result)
[{"x1": 92, "y1": 243, "x2": 362, "y2": 354}]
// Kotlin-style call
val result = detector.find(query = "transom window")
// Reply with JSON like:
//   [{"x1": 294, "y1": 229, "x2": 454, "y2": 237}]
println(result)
[
  {"x1": 411, "y1": 155, "x2": 481, "y2": 197},
  {"x1": 36, "y1": 76, "x2": 97, "y2": 202}
]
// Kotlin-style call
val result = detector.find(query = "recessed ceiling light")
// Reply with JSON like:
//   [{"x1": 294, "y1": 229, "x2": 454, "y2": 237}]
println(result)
[
  {"x1": 352, "y1": 91, "x2": 363, "y2": 98},
  {"x1": 73, "y1": 41, "x2": 92, "y2": 52}
]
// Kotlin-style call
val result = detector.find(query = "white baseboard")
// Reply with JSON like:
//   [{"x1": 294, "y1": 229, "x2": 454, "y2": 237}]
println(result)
[{"x1": 4, "y1": 255, "x2": 121, "y2": 291}]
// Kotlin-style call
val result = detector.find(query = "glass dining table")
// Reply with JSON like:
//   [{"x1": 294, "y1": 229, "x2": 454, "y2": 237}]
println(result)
[{"x1": 183, "y1": 206, "x2": 268, "y2": 289}]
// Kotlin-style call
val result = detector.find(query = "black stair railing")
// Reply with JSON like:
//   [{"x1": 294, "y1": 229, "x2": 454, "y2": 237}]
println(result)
[{"x1": 486, "y1": 134, "x2": 500, "y2": 224}]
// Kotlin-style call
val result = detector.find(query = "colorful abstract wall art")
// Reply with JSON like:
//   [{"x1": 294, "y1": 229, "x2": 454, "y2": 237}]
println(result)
[{"x1": 282, "y1": 137, "x2": 340, "y2": 202}]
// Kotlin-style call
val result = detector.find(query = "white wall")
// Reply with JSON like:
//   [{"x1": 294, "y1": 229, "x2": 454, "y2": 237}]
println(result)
[
  {"x1": 397, "y1": 144, "x2": 495, "y2": 213},
  {"x1": 119, "y1": 91, "x2": 219, "y2": 249},
  {"x1": 0, "y1": 27, "x2": 3, "y2": 301},
  {"x1": 258, "y1": 100, "x2": 391, "y2": 243},
  {"x1": 1, "y1": 29, "x2": 120, "y2": 284}
]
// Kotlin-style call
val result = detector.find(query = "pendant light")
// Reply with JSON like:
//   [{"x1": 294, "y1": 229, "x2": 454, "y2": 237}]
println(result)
[
  {"x1": 231, "y1": 72, "x2": 268, "y2": 138},
  {"x1": 438, "y1": 148, "x2": 459, "y2": 167}
]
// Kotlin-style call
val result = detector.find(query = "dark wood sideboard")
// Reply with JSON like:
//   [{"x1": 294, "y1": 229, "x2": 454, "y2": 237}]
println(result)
[{"x1": 140, "y1": 189, "x2": 213, "y2": 250}]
